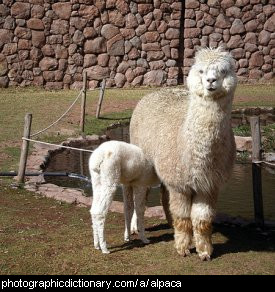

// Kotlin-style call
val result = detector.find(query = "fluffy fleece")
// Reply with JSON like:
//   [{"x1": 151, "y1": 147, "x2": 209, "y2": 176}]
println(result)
[
  {"x1": 89, "y1": 140, "x2": 159, "y2": 254},
  {"x1": 130, "y1": 47, "x2": 237, "y2": 260}
]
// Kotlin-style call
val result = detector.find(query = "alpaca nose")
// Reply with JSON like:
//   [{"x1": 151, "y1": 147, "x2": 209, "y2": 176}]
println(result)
[{"x1": 207, "y1": 77, "x2": 217, "y2": 83}]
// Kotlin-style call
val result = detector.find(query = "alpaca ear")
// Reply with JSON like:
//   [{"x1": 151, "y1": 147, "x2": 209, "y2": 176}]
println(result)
[{"x1": 222, "y1": 72, "x2": 237, "y2": 94}]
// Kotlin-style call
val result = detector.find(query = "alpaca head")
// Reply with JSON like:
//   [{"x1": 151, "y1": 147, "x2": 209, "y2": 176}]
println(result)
[{"x1": 186, "y1": 47, "x2": 237, "y2": 100}]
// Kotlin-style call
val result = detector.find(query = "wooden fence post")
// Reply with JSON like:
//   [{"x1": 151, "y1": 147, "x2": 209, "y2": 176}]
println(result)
[
  {"x1": 250, "y1": 116, "x2": 264, "y2": 228},
  {"x1": 17, "y1": 113, "x2": 32, "y2": 184},
  {"x1": 96, "y1": 79, "x2": 106, "y2": 119},
  {"x1": 80, "y1": 71, "x2": 87, "y2": 134}
]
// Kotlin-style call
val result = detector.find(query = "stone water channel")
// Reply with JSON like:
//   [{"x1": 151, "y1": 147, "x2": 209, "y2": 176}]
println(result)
[{"x1": 43, "y1": 121, "x2": 275, "y2": 223}]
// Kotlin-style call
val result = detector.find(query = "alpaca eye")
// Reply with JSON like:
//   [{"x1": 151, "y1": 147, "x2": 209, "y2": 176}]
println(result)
[
  {"x1": 221, "y1": 69, "x2": 227, "y2": 75},
  {"x1": 199, "y1": 70, "x2": 203, "y2": 74}
]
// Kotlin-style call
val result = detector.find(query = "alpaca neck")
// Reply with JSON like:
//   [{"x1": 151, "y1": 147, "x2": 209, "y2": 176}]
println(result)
[{"x1": 180, "y1": 93, "x2": 232, "y2": 154}]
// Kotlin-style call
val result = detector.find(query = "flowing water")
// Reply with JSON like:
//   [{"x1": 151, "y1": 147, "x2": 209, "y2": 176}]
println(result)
[{"x1": 44, "y1": 123, "x2": 275, "y2": 221}]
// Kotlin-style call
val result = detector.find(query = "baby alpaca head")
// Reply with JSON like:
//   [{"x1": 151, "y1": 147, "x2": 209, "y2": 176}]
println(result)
[{"x1": 187, "y1": 47, "x2": 237, "y2": 100}]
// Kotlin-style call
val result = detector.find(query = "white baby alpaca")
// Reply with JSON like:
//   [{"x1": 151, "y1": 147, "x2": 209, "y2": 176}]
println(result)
[{"x1": 89, "y1": 140, "x2": 159, "y2": 254}]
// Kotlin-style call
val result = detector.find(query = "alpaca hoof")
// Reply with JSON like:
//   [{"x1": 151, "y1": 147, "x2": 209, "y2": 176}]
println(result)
[
  {"x1": 94, "y1": 245, "x2": 100, "y2": 250},
  {"x1": 199, "y1": 252, "x2": 211, "y2": 261},
  {"x1": 131, "y1": 228, "x2": 138, "y2": 235},
  {"x1": 124, "y1": 236, "x2": 130, "y2": 242},
  {"x1": 141, "y1": 238, "x2": 150, "y2": 244},
  {"x1": 176, "y1": 248, "x2": 191, "y2": 257},
  {"x1": 102, "y1": 249, "x2": 110, "y2": 254}
]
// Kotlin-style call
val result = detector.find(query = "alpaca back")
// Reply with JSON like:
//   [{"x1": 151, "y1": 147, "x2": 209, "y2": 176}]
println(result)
[{"x1": 89, "y1": 140, "x2": 159, "y2": 187}]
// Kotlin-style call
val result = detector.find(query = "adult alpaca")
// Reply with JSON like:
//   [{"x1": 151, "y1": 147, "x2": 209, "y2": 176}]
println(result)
[{"x1": 130, "y1": 47, "x2": 237, "y2": 260}]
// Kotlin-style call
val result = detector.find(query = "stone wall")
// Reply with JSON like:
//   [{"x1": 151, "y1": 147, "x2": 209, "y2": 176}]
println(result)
[
  {"x1": 0, "y1": 0, "x2": 274, "y2": 89},
  {"x1": 0, "y1": 0, "x2": 182, "y2": 89},
  {"x1": 183, "y1": 0, "x2": 275, "y2": 81}
]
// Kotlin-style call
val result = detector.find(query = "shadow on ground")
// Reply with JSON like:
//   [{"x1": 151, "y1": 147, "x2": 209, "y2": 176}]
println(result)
[{"x1": 109, "y1": 222, "x2": 275, "y2": 258}]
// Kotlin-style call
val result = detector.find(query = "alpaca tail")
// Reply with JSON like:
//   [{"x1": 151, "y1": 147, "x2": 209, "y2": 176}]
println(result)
[{"x1": 89, "y1": 149, "x2": 104, "y2": 174}]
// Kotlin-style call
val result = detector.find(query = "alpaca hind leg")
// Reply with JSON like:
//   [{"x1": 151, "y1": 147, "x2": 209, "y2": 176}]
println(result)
[
  {"x1": 191, "y1": 193, "x2": 216, "y2": 261},
  {"x1": 169, "y1": 189, "x2": 193, "y2": 257},
  {"x1": 134, "y1": 186, "x2": 150, "y2": 244},
  {"x1": 122, "y1": 185, "x2": 134, "y2": 242},
  {"x1": 160, "y1": 184, "x2": 173, "y2": 227},
  {"x1": 91, "y1": 183, "x2": 117, "y2": 254}
]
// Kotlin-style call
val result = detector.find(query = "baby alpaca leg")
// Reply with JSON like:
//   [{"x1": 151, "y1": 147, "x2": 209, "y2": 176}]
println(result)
[
  {"x1": 191, "y1": 192, "x2": 216, "y2": 261},
  {"x1": 169, "y1": 189, "x2": 193, "y2": 257},
  {"x1": 122, "y1": 185, "x2": 134, "y2": 242},
  {"x1": 91, "y1": 182, "x2": 117, "y2": 254},
  {"x1": 134, "y1": 186, "x2": 150, "y2": 244}
]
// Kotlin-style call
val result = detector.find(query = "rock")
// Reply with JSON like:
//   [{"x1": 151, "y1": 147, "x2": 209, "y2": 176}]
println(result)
[
  {"x1": 31, "y1": 31, "x2": 45, "y2": 48},
  {"x1": 230, "y1": 19, "x2": 245, "y2": 35},
  {"x1": 142, "y1": 42, "x2": 161, "y2": 51},
  {"x1": 86, "y1": 65, "x2": 110, "y2": 81},
  {"x1": 101, "y1": 24, "x2": 120, "y2": 40},
  {"x1": 184, "y1": 28, "x2": 201, "y2": 38},
  {"x1": 84, "y1": 37, "x2": 107, "y2": 54},
  {"x1": 132, "y1": 75, "x2": 143, "y2": 87},
  {"x1": 259, "y1": 30, "x2": 271, "y2": 45},
  {"x1": 50, "y1": 19, "x2": 69, "y2": 35},
  {"x1": 165, "y1": 28, "x2": 180, "y2": 40},
  {"x1": 108, "y1": 10, "x2": 125, "y2": 27},
  {"x1": 185, "y1": 1, "x2": 200, "y2": 9},
  {"x1": 11, "y1": 2, "x2": 30, "y2": 19},
  {"x1": 249, "y1": 51, "x2": 264, "y2": 67},
  {"x1": 14, "y1": 27, "x2": 31, "y2": 39},
  {"x1": 114, "y1": 72, "x2": 126, "y2": 87},
  {"x1": 215, "y1": 13, "x2": 231, "y2": 28},
  {"x1": 137, "y1": 4, "x2": 153, "y2": 15},
  {"x1": 244, "y1": 32, "x2": 257, "y2": 44},
  {"x1": 83, "y1": 27, "x2": 97, "y2": 39},
  {"x1": 144, "y1": 31, "x2": 160, "y2": 43},
  {"x1": 52, "y1": 2, "x2": 71, "y2": 20},
  {"x1": 79, "y1": 5, "x2": 99, "y2": 21},
  {"x1": 31, "y1": 5, "x2": 44, "y2": 19},
  {"x1": 0, "y1": 76, "x2": 9, "y2": 88},
  {"x1": 98, "y1": 53, "x2": 109, "y2": 67},
  {"x1": 245, "y1": 19, "x2": 259, "y2": 32},
  {"x1": 234, "y1": 136, "x2": 252, "y2": 152},
  {"x1": 227, "y1": 35, "x2": 244, "y2": 49},
  {"x1": 143, "y1": 70, "x2": 165, "y2": 86},
  {"x1": 0, "y1": 29, "x2": 13, "y2": 48},
  {"x1": 83, "y1": 54, "x2": 97, "y2": 68},
  {"x1": 107, "y1": 34, "x2": 124, "y2": 56},
  {"x1": 27, "y1": 18, "x2": 44, "y2": 30},
  {"x1": 0, "y1": 54, "x2": 8, "y2": 76},
  {"x1": 39, "y1": 57, "x2": 58, "y2": 71},
  {"x1": 264, "y1": 14, "x2": 275, "y2": 32}
]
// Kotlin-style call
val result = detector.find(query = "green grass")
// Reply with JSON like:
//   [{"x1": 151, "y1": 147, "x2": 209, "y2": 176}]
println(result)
[
  {"x1": 85, "y1": 110, "x2": 132, "y2": 136},
  {"x1": 233, "y1": 125, "x2": 251, "y2": 137},
  {"x1": 1, "y1": 185, "x2": 274, "y2": 275}
]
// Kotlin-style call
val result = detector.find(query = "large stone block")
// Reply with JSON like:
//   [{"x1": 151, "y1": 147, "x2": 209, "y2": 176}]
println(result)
[
  {"x1": 39, "y1": 57, "x2": 58, "y2": 71},
  {"x1": 107, "y1": 34, "x2": 124, "y2": 56},
  {"x1": 52, "y1": 2, "x2": 72, "y2": 20},
  {"x1": 143, "y1": 70, "x2": 165, "y2": 86},
  {"x1": 86, "y1": 65, "x2": 110, "y2": 81},
  {"x1": 11, "y1": 2, "x2": 30, "y2": 19},
  {"x1": 84, "y1": 37, "x2": 107, "y2": 54}
]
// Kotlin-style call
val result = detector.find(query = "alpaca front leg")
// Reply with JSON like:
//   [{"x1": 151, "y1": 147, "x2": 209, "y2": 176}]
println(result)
[
  {"x1": 123, "y1": 185, "x2": 134, "y2": 242},
  {"x1": 134, "y1": 186, "x2": 150, "y2": 244},
  {"x1": 191, "y1": 193, "x2": 216, "y2": 261},
  {"x1": 169, "y1": 189, "x2": 193, "y2": 257}
]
